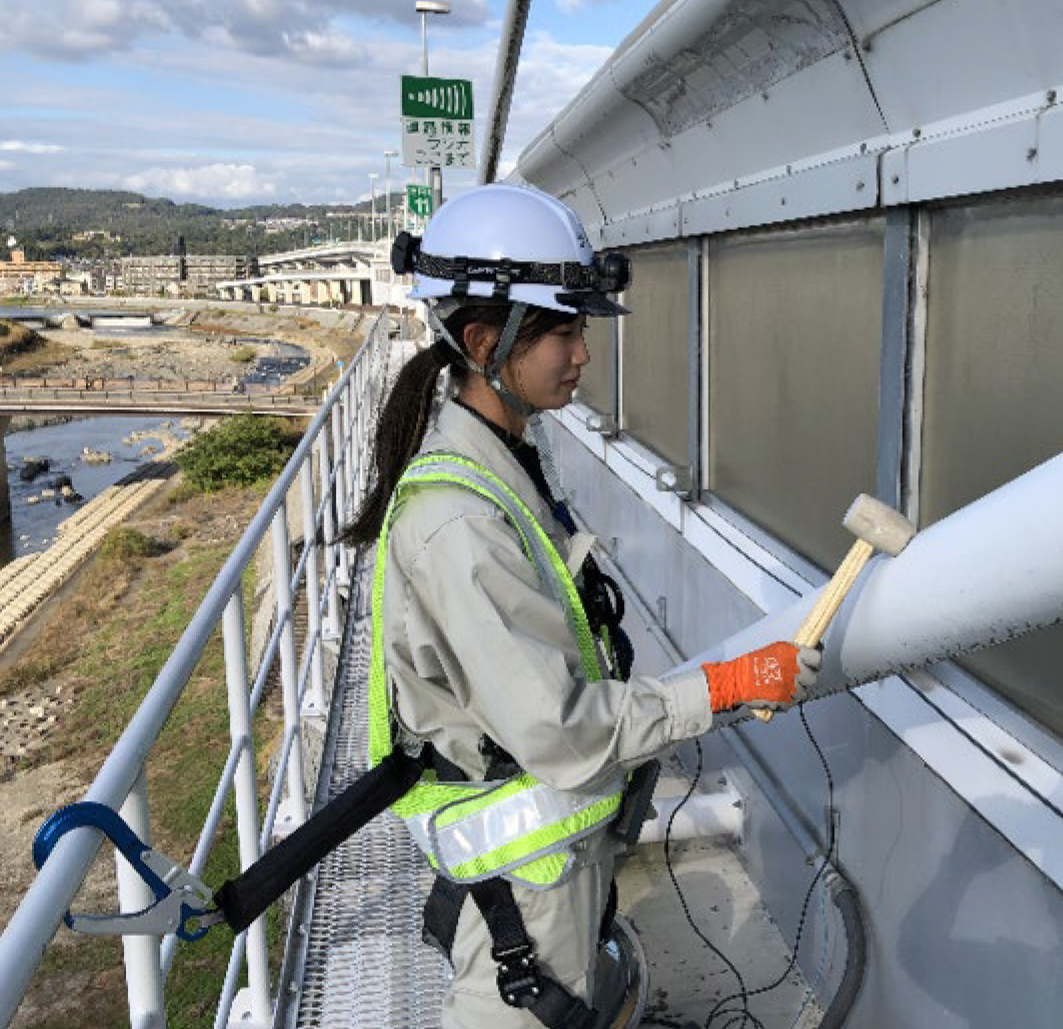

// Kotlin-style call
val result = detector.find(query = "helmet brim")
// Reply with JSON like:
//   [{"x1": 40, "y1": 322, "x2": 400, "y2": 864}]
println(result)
[{"x1": 556, "y1": 291, "x2": 629, "y2": 316}]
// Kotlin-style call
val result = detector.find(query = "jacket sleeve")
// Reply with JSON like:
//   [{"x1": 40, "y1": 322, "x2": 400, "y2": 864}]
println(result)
[{"x1": 398, "y1": 507, "x2": 713, "y2": 792}]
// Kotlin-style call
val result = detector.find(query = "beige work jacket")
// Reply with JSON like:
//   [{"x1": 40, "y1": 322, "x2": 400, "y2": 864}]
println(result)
[{"x1": 382, "y1": 399, "x2": 713, "y2": 793}]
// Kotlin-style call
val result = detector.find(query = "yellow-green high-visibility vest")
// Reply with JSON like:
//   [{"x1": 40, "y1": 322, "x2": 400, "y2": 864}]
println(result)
[{"x1": 368, "y1": 452, "x2": 626, "y2": 889}]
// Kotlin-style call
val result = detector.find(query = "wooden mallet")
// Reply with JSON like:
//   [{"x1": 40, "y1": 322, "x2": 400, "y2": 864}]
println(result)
[{"x1": 752, "y1": 493, "x2": 917, "y2": 721}]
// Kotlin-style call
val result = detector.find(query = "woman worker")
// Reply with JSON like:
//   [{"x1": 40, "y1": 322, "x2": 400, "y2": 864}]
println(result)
[{"x1": 343, "y1": 182, "x2": 819, "y2": 1029}]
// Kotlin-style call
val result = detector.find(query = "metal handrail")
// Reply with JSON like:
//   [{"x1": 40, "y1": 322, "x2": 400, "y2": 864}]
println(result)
[{"x1": 0, "y1": 311, "x2": 396, "y2": 1029}]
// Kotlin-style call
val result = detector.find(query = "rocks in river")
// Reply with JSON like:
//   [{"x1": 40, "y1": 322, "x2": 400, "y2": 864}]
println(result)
[
  {"x1": 80, "y1": 447, "x2": 112, "y2": 464},
  {"x1": 52, "y1": 474, "x2": 73, "y2": 491},
  {"x1": 19, "y1": 457, "x2": 50, "y2": 482}
]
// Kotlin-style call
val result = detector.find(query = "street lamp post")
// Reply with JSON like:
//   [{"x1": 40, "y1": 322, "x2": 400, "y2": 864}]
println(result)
[
  {"x1": 415, "y1": 1, "x2": 450, "y2": 209},
  {"x1": 368, "y1": 172, "x2": 379, "y2": 240},
  {"x1": 383, "y1": 149, "x2": 398, "y2": 242}
]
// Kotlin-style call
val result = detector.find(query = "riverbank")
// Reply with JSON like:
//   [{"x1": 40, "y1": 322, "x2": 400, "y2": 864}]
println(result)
[
  {"x1": 0, "y1": 475, "x2": 285, "y2": 1029},
  {"x1": 10, "y1": 303, "x2": 370, "y2": 384},
  {"x1": 0, "y1": 303, "x2": 361, "y2": 1026}
]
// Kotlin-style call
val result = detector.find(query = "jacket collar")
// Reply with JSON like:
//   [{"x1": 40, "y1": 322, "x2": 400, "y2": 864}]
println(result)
[{"x1": 421, "y1": 398, "x2": 559, "y2": 534}]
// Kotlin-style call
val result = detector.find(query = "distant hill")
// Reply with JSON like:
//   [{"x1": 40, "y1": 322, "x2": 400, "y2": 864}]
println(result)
[{"x1": 0, "y1": 187, "x2": 397, "y2": 261}]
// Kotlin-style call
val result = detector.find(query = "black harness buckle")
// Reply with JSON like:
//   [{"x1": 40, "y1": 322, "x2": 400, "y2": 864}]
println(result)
[{"x1": 494, "y1": 942, "x2": 545, "y2": 1008}]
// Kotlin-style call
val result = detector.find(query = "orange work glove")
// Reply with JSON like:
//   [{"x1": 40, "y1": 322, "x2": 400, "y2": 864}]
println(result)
[{"x1": 703, "y1": 642, "x2": 819, "y2": 714}]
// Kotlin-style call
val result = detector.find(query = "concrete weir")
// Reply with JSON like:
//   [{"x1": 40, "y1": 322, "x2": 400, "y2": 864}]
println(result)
[{"x1": 0, "y1": 461, "x2": 173, "y2": 651}]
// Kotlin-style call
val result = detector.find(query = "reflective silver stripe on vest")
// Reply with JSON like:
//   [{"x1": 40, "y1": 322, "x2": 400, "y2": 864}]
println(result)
[{"x1": 401, "y1": 772, "x2": 627, "y2": 885}]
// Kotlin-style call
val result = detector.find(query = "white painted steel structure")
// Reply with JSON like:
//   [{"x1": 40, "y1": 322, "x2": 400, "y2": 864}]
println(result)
[
  {"x1": 515, "y1": 3, "x2": 1063, "y2": 1026},
  {"x1": 0, "y1": 313, "x2": 397, "y2": 1029},
  {"x1": 517, "y1": 0, "x2": 1063, "y2": 248}
]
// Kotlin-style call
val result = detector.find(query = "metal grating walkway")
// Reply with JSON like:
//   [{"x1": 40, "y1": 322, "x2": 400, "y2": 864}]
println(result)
[{"x1": 294, "y1": 552, "x2": 448, "y2": 1029}]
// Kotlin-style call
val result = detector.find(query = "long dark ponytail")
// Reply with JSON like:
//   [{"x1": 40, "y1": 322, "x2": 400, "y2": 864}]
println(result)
[{"x1": 341, "y1": 302, "x2": 578, "y2": 546}]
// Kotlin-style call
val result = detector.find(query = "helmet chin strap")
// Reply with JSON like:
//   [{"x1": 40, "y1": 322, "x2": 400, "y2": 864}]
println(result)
[
  {"x1": 427, "y1": 300, "x2": 538, "y2": 418},
  {"x1": 486, "y1": 302, "x2": 537, "y2": 418}
]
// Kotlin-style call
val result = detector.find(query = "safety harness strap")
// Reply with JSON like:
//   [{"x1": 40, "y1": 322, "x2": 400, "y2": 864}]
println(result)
[{"x1": 421, "y1": 876, "x2": 600, "y2": 1027}]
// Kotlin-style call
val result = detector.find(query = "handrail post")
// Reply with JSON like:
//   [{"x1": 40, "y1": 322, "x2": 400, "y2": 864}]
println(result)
[
  {"x1": 222, "y1": 591, "x2": 272, "y2": 1025},
  {"x1": 355, "y1": 359, "x2": 371, "y2": 499},
  {"x1": 117, "y1": 773, "x2": 166, "y2": 1029},
  {"x1": 299, "y1": 460, "x2": 327, "y2": 716},
  {"x1": 342, "y1": 378, "x2": 356, "y2": 506},
  {"x1": 316, "y1": 431, "x2": 342, "y2": 641},
  {"x1": 329, "y1": 400, "x2": 351, "y2": 590},
  {"x1": 272, "y1": 503, "x2": 307, "y2": 832}
]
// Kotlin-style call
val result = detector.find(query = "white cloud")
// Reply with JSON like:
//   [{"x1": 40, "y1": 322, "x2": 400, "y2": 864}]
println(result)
[
  {"x1": 554, "y1": 0, "x2": 620, "y2": 11},
  {"x1": 0, "y1": 160, "x2": 15, "y2": 171},
  {"x1": 121, "y1": 163, "x2": 277, "y2": 201},
  {"x1": 0, "y1": 0, "x2": 488, "y2": 62},
  {"x1": 0, "y1": 141, "x2": 65, "y2": 154}
]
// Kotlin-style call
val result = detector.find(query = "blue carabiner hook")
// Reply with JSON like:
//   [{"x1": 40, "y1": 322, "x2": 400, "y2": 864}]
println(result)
[{"x1": 34, "y1": 802, "x2": 173, "y2": 930}]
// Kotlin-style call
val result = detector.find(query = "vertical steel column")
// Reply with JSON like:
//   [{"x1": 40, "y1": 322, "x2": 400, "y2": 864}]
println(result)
[
  {"x1": 222, "y1": 592, "x2": 271, "y2": 1022},
  {"x1": 272, "y1": 504, "x2": 307, "y2": 829},
  {"x1": 116, "y1": 773, "x2": 166, "y2": 1029},
  {"x1": 330, "y1": 401, "x2": 351, "y2": 589},
  {"x1": 687, "y1": 238, "x2": 704, "y2": 492},
  {"x1": 316, "y1": 431, "x2": 342, "y2": 640},
  {"x1": 298, "y1": 460, "x2": 327, "y2": 716},
  {"x1": 878, "y1": 206, "x2": 917, "y2": 510}
]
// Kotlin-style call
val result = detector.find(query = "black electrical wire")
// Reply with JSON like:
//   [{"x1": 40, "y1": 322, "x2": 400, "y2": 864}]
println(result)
[
  {"x1": 662, "y1": 703, "x2": 838, "y2": 1029},
  {"x1": 663, "y1": 739, "x2": 764, "y2": 1029}
]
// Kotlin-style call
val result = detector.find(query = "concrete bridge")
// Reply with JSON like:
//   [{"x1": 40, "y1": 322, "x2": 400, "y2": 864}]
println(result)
[
  {"x1": 0, "y1": 377, "x2": 320, "y2": 418},
  {"x1": 215, "y1": 240, "x2": 405, "y2": 307}
]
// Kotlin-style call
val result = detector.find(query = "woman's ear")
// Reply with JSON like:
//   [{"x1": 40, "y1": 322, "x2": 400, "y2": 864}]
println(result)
[{"x1": 462, "y1": 322, "x2": 501, "y2": 370}]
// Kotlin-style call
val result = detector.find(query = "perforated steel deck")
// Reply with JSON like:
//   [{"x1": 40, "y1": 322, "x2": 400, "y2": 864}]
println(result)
[{"x1": 294, "y1": 554, "x2": 448, "y2": 1029}]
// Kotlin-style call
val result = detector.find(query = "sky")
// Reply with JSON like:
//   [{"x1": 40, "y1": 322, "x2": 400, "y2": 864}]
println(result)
[{"x1": 0, "y1": 0, "x2": 657, "y2": 210}]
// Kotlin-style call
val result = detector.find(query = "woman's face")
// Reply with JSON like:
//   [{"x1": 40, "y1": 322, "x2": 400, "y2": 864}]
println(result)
[{"x1": 504, "y1": 316, "x2": 590, "y2": 411}]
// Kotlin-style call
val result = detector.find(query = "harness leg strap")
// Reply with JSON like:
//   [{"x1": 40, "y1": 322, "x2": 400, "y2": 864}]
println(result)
[
  {"x1": 469, "y1": 877, "x2": 599, "y2": 1029},
  {"x1": 422, "y1": 876, "x2": 468, "y2": 961}
]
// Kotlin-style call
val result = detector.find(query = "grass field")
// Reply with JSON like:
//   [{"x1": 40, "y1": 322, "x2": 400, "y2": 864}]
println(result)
[{"x1": 2, "y1": 480, "x2": 288, "y2": 1029}]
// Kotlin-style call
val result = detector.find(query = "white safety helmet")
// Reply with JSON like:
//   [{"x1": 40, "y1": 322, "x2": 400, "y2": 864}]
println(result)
[{"x1": 391, "y1": 182, "x2": 630, "y2": 318}]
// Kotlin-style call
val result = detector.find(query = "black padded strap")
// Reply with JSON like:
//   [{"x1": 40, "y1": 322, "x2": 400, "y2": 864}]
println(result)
[
  {"x1": 422, "y1": 876, "x2": 468, "y2": 961},
  {"x1": 468, "y1": 878, "x2": 599, "y2": 1029},
  {"x1": 214, "y1": 750, "x2": 425, "y2": 934}
]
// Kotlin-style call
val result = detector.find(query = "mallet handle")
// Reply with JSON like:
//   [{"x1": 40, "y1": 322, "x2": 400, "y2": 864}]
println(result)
[
  {"x1": 794, "y1": 538, "x2": 875, "y2": 648},
  {"x1": 750, "y1": 537, "x2": 874, "y2": 723}
]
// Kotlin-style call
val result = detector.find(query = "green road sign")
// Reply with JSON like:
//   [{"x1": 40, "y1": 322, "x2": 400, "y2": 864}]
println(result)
[
  {"x1": 401, "y1": 76, "x2": 474, "y2": 120},
  {"x1": 407, "y1": 184, "x2": 434, "y2": 218},
  {"x1": 401, "y1": 75, "x2": 476, "y2": 171}
]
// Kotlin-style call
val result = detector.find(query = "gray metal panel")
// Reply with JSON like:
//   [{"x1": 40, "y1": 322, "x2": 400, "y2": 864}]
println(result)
[
  {"x1": 920, "y1": 193, "x2": 1063, "y2": 739},
  {"x1": 620, "y1": 243, "x2": 691, "y2": 468},
  {"x1": 707, "y1": 216, "x2": 885, "y2": 570},
  {"x1": 573, "y1": 313, "x2": 614, "y2": 416}
]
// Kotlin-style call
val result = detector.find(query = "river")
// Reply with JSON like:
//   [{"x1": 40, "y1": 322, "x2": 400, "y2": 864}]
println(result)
[
  {"x1": 0, "y1": 306, "x2": 312, "y2": 564},
  {"x1": 3, "y1": 415, "x2": 189, "y2": 562}
]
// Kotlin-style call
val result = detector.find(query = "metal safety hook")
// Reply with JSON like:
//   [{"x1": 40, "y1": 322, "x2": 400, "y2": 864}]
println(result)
[{"x1": 33, "y1": 801, "x2": 222, "y2": 941}]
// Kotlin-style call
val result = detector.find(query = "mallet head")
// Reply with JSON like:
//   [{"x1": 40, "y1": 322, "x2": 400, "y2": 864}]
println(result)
[{"x1": 842, "y1": 494, "x2": 916, "y2": 556}]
